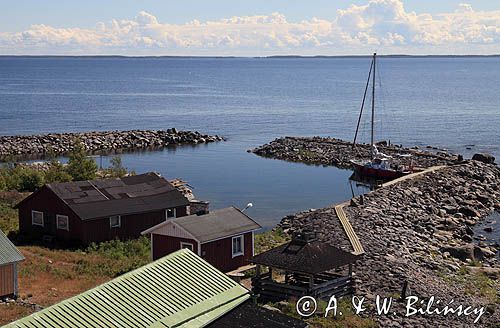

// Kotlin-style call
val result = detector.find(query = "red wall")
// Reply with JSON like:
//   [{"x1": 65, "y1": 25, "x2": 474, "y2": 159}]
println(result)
[
  {"x1": 18, "y1": 187, "x2": 188, "y2": 245},
  {"x1": 152, "y1": 234, "x2": 199, "y2": 260},
  {"x1": 201, "y1": 232, "x2": 254, "y2": 272},
  {"x1": 152, "y1": 231, "x2": 254, "y2": 272},
  {"x1": 18, "y1": 186, "x2": 83, "y2": 243}
]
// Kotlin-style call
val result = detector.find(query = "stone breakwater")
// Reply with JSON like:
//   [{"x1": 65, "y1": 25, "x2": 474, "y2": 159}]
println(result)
[
  {"x1": 0, "y1": 129, "x2": 224, "y2": 158},
  {"x1": 279, "y1": 160, "x2": 499, "y2": 327},
  {"x1": 252, "y1": 136, "x2": 464, "y2": 169}
]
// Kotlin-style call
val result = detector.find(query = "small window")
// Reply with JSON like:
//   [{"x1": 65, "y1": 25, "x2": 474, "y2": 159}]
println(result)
[
  {"x1": 110, "y1": 215, "x2": 121, "y2": 228},
  {"x1": 166, "y1": 208, "x2": 176, "y2": 219},
  {"x1": 56, "y1": 215, "x2": 69, "y2": 231},
  {"x1": 180, "y1": 242, "x2": 194, "y2": 251},
  {"x1": 232, "y1": 235, "x2": 244, "y2": 257},
  {"x1": 32, "y1": 211, "x2": 44, "y2": 227}
]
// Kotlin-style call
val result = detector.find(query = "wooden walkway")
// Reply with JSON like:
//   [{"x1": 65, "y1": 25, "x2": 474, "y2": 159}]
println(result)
[
  {"x1": 334, "y1": 204, "x2": 365, "y2": 255},
  {"x1": 379, "y1": 165, "x2": 447, "y2": 188}
]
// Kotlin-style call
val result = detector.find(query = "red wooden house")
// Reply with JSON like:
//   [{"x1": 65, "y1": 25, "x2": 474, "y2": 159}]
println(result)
[
  {"x1": 16, "y1": 172, "x2": 190, "y2": 245},
  {"x1": 142, "y1": 206, "x2": 262, "y2": 272}
]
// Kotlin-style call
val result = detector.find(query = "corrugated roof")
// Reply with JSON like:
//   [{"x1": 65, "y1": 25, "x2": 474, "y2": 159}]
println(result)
[
  {"x1": 0, "y1": 229, "x2": 24, "y2": 266},
  {"x1": 17, "y1": 172, "x2": 190, "y2": 220},
  {"x1": 159, "y1": 207, "x2": 261, "y2": 243},
  {"x1": 5, "y1": 249, "x2": 250, "y2": 328},
  {"x1": 252, "y1": 239, "x2": 359, "y2": 275}
]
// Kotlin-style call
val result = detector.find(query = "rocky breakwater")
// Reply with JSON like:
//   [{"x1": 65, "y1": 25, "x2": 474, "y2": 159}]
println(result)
[
  {"x1": 252, "y1": 136, "x2": 462, "y2": 169},
  {"x1": 0, "y1": 129, "x2": 224, "y2": 158},
  {"x1": 279, "y1": 160, "x2": 499, "y2": 327}
]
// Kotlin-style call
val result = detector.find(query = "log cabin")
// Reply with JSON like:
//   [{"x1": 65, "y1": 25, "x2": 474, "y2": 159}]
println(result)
[
  {"x1": 16, "y1": 172, "x2": 191, "y2": 245},
  {"x1": 142, "y1": 206, "x2": 262, "y2": 272}
]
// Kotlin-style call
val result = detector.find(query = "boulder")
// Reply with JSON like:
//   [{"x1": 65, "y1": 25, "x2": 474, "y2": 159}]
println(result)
[
  {"x1": 472, "y1": 153, "x2": 495, "y2": 164},
  {"x1": 440, "y1": 245, "x2": 475, "y2": 262}
]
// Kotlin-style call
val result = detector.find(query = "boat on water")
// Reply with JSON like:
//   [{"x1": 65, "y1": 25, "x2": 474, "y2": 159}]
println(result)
[{"x1": 350, "y1": 53, "x2": 412, "y2": 180}]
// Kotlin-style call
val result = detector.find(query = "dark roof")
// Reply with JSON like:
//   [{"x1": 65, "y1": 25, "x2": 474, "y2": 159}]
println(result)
[
  {"x1": 252, "y1": 239, "x2": 359, "y2": 275},
  {"x1": 143, "y1": 206, "x2": 262, "y2": 243},
  {"x1": 208, "y1": 302, "x2": 308, "y2": 328},
  {"x1": 0, "y1": 229, "x2": 24, "y2": 266},
  {"x1": 18, "y1": 172, "x2": 189, "y2": 220}
]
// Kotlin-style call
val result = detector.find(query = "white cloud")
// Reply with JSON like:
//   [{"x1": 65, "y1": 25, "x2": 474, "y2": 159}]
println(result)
[{"x1": 0, "y1": 0, "x2": 499, "y2": 55}]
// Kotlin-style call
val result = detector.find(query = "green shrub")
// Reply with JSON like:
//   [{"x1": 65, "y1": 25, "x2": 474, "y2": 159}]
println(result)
[{"x1": 106, "y1": 156, "x2": 128, "y2": 178}]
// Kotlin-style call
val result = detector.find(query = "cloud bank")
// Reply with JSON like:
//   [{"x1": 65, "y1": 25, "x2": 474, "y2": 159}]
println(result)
[{"x1": 1, "y1": 0, "x2": 499, "y2": 55}]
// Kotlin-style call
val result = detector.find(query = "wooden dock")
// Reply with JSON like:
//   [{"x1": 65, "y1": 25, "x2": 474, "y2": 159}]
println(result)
[
  {"x1": 334, "y1": 205, "x2": 365, "y2": 255},
  {"x1": 379, "y1": 165, "x2": 447, "y2": 188}
]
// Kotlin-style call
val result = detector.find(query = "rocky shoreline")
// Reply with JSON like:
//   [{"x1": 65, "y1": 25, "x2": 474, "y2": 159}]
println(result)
[
  {"x1": 0, "y1": 129, "x2": 224, "y2": 159},
  {"x1": 279, "y1": 160, "x2": 499, "y2": 327},
  {"x1": 252, "y1": 136, "x2": 468, "y2": 169}
]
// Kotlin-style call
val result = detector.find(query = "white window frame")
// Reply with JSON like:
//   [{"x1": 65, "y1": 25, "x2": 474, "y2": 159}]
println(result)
[
  {"x1": 31, "y1": 210, "x2": 44, "y2": 227},
  {"x1": 110, "y1": 215, "x2": 121, "y2": 228},
  {"x1": 165, "y1": 208, "x2": 176, "y2": 219},
  {"x1": 180, "y1": 242, "x2": 194, "y2": 251},
  {"x1": 232, "y1": 235, "x2": 244, "y2": 258},
  {"x1": 56, "y1": 215, "x2": 69, "y2": 231}
]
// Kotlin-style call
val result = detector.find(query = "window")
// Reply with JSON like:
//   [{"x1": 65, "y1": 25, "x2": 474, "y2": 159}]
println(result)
[
  {"x1": 166, "y1": 208, "x2": 176, "y2": 219},
  {"x1": 110, "y1": 215, "x2": 121, "y2": 228},
  {"x1": 180, "y1": 242, "x2": 194, "y2": 251},
  {"x1": 232, "y1": 235, "x2": 244, "y2": 257},
  {"x1": 32, "y1": 211, "x2": 44, "y2": 227},
  {"x1": 56, "y1": 215, "x2": 69, "y2": 231}
]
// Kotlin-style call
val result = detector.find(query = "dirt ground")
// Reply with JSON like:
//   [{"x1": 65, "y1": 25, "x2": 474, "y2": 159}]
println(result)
[{"x1": 0, "y1": 246, "x2": 111, "y2": 325}]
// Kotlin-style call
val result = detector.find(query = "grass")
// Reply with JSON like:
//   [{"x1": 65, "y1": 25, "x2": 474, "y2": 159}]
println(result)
[
  {"x1": 440, "y1": 265, "x2": 499, "y2": 305},
  {"x1": 254, "y1": 228, "x2": 290, "y2": 254}
]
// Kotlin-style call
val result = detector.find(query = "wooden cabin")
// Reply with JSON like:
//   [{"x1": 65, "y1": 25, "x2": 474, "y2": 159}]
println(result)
[
  {"x1": 0, "y1": 230, "x2": 24, "y2": 299},
  {"x1": 16, "y1": 172, "x2": 190, "y2": 245},
  {"x1": 252, "y1": 235, "x2": 359, "y2": 301},
  {"x1": 142, "y1": 206, "x2": 261, "y2": 272}
]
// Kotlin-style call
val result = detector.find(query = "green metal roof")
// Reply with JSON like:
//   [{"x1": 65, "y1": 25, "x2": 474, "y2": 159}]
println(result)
[
  {"x1": 0, "y1": 229, "x2": 24, "y2": 266},
  {"x1": 5, "y1": 249, "x2": 250, "y2": 328}
]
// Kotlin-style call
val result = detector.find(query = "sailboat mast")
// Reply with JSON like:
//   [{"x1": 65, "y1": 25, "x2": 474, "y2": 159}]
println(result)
[{"x1": 370, "y1": 52, "x2": 376, "y2": 159}]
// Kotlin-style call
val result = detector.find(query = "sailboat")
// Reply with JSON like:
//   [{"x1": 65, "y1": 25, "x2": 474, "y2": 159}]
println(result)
[{"x1": 350, "y1": 53, "x2": 412, "y2": 180}]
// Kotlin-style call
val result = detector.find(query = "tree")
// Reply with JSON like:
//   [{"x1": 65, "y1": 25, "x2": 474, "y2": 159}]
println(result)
[
  {"x1": 45, "y1": 159, "x2": 72, "y2": 183},
  {"x1": 66, "y1": 141, "x2": 98, "y2": 181},
  {"x1": 107, "y1": 156, "x2": 128, "y2": 178}
]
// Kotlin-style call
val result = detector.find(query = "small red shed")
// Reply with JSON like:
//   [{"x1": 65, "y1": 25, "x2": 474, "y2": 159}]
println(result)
[
  {"x1": 16, "y1": 172, "x2": 191, "y2": 245},
  {"x1": 142, "y1": 206, "x2": 262, "y2": 272},
  {"x1": 0, "y1": 229, "x2": 24, "y2": 299}
]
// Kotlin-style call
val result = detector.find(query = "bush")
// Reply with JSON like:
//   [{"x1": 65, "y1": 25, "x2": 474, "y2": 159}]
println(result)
[
  {"x1": 0, "y1": 165, "x2": 45, "y2": 192},
  {"x1": 106, "y1": 156, "x2": 128, "y2": 178},
  {"x1": 18, "y1": 169, "x2": 45, "y2": 192},
  {"x1": 44, "y1": 160, "x2": 72, "y2": 183}
]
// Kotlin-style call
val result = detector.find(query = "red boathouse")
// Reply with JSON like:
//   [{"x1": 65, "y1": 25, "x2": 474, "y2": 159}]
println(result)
[
  {"x1": 16, "y1": 172, "x2": 190, "y2": 245},
  {"x1": 142, "y1": 206, "x2": 262, "y2": 272}
]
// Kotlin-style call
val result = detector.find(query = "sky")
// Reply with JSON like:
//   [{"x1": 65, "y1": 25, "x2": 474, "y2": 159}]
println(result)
[{"x1": 1, "y1": 0, "x2": 499, "y2": 55}]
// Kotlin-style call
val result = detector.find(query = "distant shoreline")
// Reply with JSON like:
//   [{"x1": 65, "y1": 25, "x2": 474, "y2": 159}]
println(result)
[{"x1": 0, "y1": 54, "x2": 499, "y2": 59}]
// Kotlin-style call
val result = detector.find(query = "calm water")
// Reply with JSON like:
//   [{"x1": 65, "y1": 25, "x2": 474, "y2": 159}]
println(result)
[{"x1": 0, "y1": 56, "x2": 499, "y2": 227}]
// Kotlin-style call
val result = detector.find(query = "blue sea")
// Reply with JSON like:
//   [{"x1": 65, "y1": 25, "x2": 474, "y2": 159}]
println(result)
[{"x1": 0, "y1": 56, "x2": 499, "y2": 229}]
